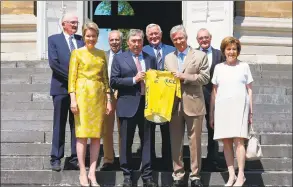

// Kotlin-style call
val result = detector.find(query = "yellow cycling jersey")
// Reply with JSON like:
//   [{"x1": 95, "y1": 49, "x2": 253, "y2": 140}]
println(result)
[{"x1": 145, "y1": 70, "x2": 181, "y2": 123}]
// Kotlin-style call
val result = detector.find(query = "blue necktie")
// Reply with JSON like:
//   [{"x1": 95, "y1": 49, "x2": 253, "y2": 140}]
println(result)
[
  {"x1": 155, "y1": 46, "x2": 162, "y2": 69},
  {"x1": 69, "y1": 35, "x2": 76, "y2": 52},
  {"x1": 178, "y1": 53, "x2": 185, "y2": 71}
]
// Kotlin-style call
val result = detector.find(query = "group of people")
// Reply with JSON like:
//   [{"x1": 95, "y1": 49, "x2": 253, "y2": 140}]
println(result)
[{"x1": 48, "y1": 13, "x2": 253, "y2": 187}]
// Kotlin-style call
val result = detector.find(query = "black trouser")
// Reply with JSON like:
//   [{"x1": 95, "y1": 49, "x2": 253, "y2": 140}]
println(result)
[
  {"x1": 204, "y1": 89, "x2": 219, "y2": 162},
  {"x1": 119, "y1": 97, "x2": 155, "y2": 181}
]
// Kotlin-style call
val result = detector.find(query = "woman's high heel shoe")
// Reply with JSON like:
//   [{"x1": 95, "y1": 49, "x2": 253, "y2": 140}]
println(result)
[
  {"x1": 88, "y1": 178, "x2": 100, "y2": 187},
  {"x1": 224, "y1": 176, "x2": 237, "y2": 186},
  {"x1": 79, "y1": 176, "x2": 90, "y2": 187},
  {"x1": 233, "y1": 177, "x2": 246, "y2": 187}
]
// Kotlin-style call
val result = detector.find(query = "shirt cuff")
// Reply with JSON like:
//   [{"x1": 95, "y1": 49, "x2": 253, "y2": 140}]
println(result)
[{"x1": 133, "y1": 77, "x2": 136, "y2": 85}]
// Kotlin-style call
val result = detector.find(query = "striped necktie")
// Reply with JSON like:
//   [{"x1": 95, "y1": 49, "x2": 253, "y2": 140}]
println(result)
[
  {"x1": 155, "y1": 46, "x2": 162, "y2": 69},
  {"x1": 135, "y1": 56, "x2": 145, "y2": 95},
  {"x1": 69, "y1": 35, "x2": 76, "y2": 52}
]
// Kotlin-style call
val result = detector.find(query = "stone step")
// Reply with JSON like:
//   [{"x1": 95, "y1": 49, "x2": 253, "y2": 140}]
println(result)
[
  {"x1": 1, "y1": 143, "x2": 291, "y2": 158},
  {"x1": 1, "y1": 109, "x2": 291, "y2": 121},
  {"x1": 1, "y1": 119, "x2": 292, "y2": 133},
  {"x1": 1, "y1": 156, "x2": 292, "y2": 171},
  {"x1": 1, "y1": 92, "x2": 291, "y2": 104},
  {"x1": 1, "y1": 130, "x2": 291, "y2": 145},
  {"x1": 1, "y1": 170, "x2": 291, "y2": 186}
]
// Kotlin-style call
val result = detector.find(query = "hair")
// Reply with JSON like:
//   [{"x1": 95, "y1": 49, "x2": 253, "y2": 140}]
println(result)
[
  {"x1": 220, "y1": 36, "x2": 241, "y2": 56},
  {"x1": 61, "y1": 12, "x2": 78, "y2": 23},
  {"x1": 82, "y1": 21, "x2": 99, "y2": 39},
  {"x1": 170, "y1": 25, "x2": 188, "y2": 40},
  {"x1": 108, "y1": 30, "x2": 123, "y2": 41},
  {"x1": 196, "y1": 28, "x2": 212, "y2": 38},
  {"x1": 146, "y1": 23, "x2": 162, "y2": 35},
  {"x1": 127, "y1": 29, "x2": 144, "y2": 41}
]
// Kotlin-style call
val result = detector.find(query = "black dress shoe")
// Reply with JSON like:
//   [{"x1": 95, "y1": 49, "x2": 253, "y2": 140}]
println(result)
[
  {"x1": 172, "y1": 180, "x2": 185, "y2": 187},
  {"x1": 143, "y1": 179, "x2": 157, "y2": 187},
  {"x1": 100, "y1": 163, "x2": 115, "y2": 171},
  {"x1": 51, "y1": 163, "x2": 61, "y2": 172},
  {"x1": 123, "y1": 178, "x2": 132, "y2": 187},
  {"x1": 191, "y1": 179, "x2": 203, "y2": 187}
]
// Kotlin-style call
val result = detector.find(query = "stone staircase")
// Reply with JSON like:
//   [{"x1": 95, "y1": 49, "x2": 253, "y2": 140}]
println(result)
[{"x1": 1, "y1": 60, "x2": 292, "y2": 186}]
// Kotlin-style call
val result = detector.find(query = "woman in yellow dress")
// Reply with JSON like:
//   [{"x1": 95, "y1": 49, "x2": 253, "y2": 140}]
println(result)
[{"x1": 68, "y1": 21, "x2": 112, "y2": 187}]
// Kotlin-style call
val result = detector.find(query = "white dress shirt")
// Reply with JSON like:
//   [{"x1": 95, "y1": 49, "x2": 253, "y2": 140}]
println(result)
[
  {"x1": 200, "y1": 46, "x2": 213, "y2": 69},
  {"x1": 63, "y1": 32, "x2": 78, "y2": 50},
  {"x1": 108, "y1": 49, "x2": 122, "y2": 80}
]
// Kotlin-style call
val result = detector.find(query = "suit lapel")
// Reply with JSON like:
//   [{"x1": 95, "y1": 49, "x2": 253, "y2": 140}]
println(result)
[
  {"x1": 60, "y1": 33, "x2": 71, "y2": 55},
  {"x1": 143, "y1": 52, "x2": 151, "y2": 70},
  {"x1": 124, "y1": 51, "x2": 138, "y2": 74},
  {"x1": 211, "y1": 47, "x2": 218, "y2": 72},
  {"x1": 182, "y1": 48, "x2": 195, "y2": 72},
  {"x1": 169, "y1": 51, "x2": 179, "y2": 72}
]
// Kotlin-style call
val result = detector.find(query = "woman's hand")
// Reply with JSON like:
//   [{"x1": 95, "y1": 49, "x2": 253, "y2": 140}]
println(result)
[
  {"x1": 70, "y1": 101, "x2": 79, "y2": 115},
  {"x1": 106, "y1": 101, "x2": 113, "y2": 115}
]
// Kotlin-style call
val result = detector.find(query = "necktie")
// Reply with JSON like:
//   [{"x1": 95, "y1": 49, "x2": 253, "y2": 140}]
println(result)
[
  {"x1": 69, "y1": 35, "x2": 76, "y2": 52},
  {"x1": 178, "y1": 53, "x2": 184, "y2": 71},
  {"x1": 135, "y1": 56, "x2": 145, "y2": 95},
  {"x1": 202, "y1": 49, "x2": 208, "y2": 54},
  {"x1": 155, "y1": 46, "x2": 162, "y2": 69}
]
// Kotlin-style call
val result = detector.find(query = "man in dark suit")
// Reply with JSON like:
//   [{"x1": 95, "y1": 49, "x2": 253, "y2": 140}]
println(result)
[
  {"x1": 196, "y1": 28, "x2": 225, "y2": 172},
  {"x1": 110, "y1": 29, "x2": 157, "y2": 187},
  {"x1": 143, "y1": 23, "x2": 175, "y2": 171},
  {"x1": 101, "y1": 30, "x2": 124, "y2": 171},
  {"x1": 48, "y1": 13, "x2": 84, "y2": 172}
]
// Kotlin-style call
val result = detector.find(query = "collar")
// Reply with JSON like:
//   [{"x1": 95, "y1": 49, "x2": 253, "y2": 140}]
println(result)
[
  {"x1": 63, "y1": 32, "x2": 74, "y2": 39},
  {"x1": 131, "y1": 51, "x2": 143, "y2": 58},
  {"x1": 177, "y1": 46, "x2": 190, "y2": 56},
  {"x1": 200, "y1": 46, "x2": 212, "y2": 53},
  {"x1": 151, "y1": 43, "x2": 162, "y2": 49},
  {"x1": 110, "y1": 49, "x2": 122, "y2": 56}
]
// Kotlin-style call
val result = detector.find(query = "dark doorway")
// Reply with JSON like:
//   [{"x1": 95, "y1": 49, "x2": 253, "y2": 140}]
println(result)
[{"x1": 89, "y1": 1, "x2": 182, "y2": 50}]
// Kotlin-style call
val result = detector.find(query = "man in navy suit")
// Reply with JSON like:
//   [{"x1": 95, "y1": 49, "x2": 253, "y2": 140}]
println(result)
[
  {"x1": 48, "y1": 13, "x2": 84, "y2": 172},
  {"x1": 196, "y1": 28, "x2": 225, "y2": 172},
  {"x1": 110, "y1": 29, "x2": 157, "y2": 187},
  {"x1": 143, "y1": 23, "x2": 175, "y2": 171}
]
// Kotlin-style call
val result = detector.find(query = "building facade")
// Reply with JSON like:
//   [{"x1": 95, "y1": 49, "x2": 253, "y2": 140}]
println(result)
[{"x1": 1, "y1": 1, "x2": 292, "y2": 64}]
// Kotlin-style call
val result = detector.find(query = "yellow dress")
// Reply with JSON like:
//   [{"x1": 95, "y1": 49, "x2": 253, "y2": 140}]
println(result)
[
  {"x1": 145, "y1": 70, "x2": 181, "y2": 123},
  {"x1": 68, "y1": 48, "x2": 110, "y2": 138}
]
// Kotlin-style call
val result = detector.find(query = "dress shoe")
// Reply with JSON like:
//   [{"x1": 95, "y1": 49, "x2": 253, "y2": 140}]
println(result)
[
  {"x1": 224, "y1": 176, "x2": 237, "y2": 186},
  {"x1": 191, "y1": 179, "x2": 203, "y2": 187},
  {"x1": 51, "y1": 163, "x2": 61, "y2": 172},
  {"x1": 123, "y1": 178, "x2": 132, "y2": 187},
  {"x1": 143, "y1": 178, "x2": 157, "y2": 187},
  {"x1": 88, "y1": 178, "x2": 100, "y2": 187},
  {"x1": 100, "y1": 163, "x2": 115, "y2": 171},
  {"x1": 79, "y1": 175, "x2": 90, "y2": 187},
  {"x1": 172, "y1": 180, "x2": 185, "y2": 187}
]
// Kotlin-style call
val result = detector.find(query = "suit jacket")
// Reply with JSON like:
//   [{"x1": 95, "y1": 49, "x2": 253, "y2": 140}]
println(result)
[
  {"x1": 196, "y1": 47, "x2": 225, "y2": 94},
  {"x1": 110, "y1": 50, "x2": 157, "y2": 118},
  {"x1": 48, "y1": 33, "x2": 84, "y2": 96},
  {"x1": 143, "y1": 44, "x2": 175, "y2": 70},
  {"x1": 164, "y1": 47, "x2": 210, "y2": 116}
]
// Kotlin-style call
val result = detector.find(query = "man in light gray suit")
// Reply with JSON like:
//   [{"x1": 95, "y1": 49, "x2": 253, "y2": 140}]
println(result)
[{"x1": 101, "y1": 30, "x2": 123, "y2": 171}]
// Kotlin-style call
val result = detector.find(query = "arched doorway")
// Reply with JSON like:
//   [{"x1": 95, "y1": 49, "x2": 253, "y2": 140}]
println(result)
[{"x1": 89, "y1": 1, "x2": 182, "y2": 50}]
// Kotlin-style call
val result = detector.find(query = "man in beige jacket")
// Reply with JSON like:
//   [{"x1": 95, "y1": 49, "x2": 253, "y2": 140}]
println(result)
[{"x1": 164, "y1": 25, "x2": 210, "y2": 187}]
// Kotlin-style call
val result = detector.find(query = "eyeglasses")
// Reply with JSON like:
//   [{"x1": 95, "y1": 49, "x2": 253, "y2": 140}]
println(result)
[
  {"x1": 197, "y1": 36, "x2": 210, "y2": 40},
  {"x1": 65, "y1": 21, "x2": 79, "y2": 25}
]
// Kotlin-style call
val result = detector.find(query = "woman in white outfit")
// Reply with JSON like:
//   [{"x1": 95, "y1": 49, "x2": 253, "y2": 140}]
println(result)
[{"x1": 209, "y1": 36, "x2": 253, "y2": 187}]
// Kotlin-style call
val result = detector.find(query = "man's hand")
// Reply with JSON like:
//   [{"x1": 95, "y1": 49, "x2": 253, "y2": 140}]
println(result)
[
  {"x1": 134, "y1": 71, "x2": 146, "y2": 83},
  {"x1": 172, "y1": 71, "x2": 186, "y2": 80}
]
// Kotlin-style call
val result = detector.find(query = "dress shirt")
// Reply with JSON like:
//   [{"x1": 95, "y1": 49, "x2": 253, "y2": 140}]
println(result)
[
  {"x1": 200, "y1": 46, "x2": 213, "y2": 69},
  {"x1": 131, "y1": 52, "x2": 146, "y2": 84},
  {"x1": 108, "y1": 49, "x2": 122, "y2": 80},
  {"x1": 63, "y1": 32, "x2": 78, "y2": 50},
  {"x1": 177, "y1": 46, "x2": 190, "y2": 71}
]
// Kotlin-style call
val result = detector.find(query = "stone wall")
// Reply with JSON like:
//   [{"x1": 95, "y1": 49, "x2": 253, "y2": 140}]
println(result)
[
  {"x1": 235, "y1": 1, "x2": 292, "y2": 18},
  {"x1": 1, "y1": 1, "x2": 35, "y2": 15}
]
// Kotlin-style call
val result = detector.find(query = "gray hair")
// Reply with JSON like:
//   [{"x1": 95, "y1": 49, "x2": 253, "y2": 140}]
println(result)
[
  {"x1": 170, "y1": 25, "x2": 188, "y2": 40},
  {"x1": 197, "y1": 28, "x2": 212, "y2": 38},
  {"x1": 61, "y1": 12, "x2": 78, "y2": 22},
  {"x1": 108, "y1": 30, "x2": 123, "y2": 41},
  {"x1": 146, "y1": 23, "x2": 162, "y2": 35},
  {"x1": 127, "y1": 29, "x2": 144, "y2": 41}
]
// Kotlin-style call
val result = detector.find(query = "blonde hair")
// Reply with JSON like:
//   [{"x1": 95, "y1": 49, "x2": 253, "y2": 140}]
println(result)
[
  {"x1": 82, "y1": 21, "x2": 99, "y2": 39},
  {"x1": 220, "y1": 36, "x2": 241, "y2": 56}
]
